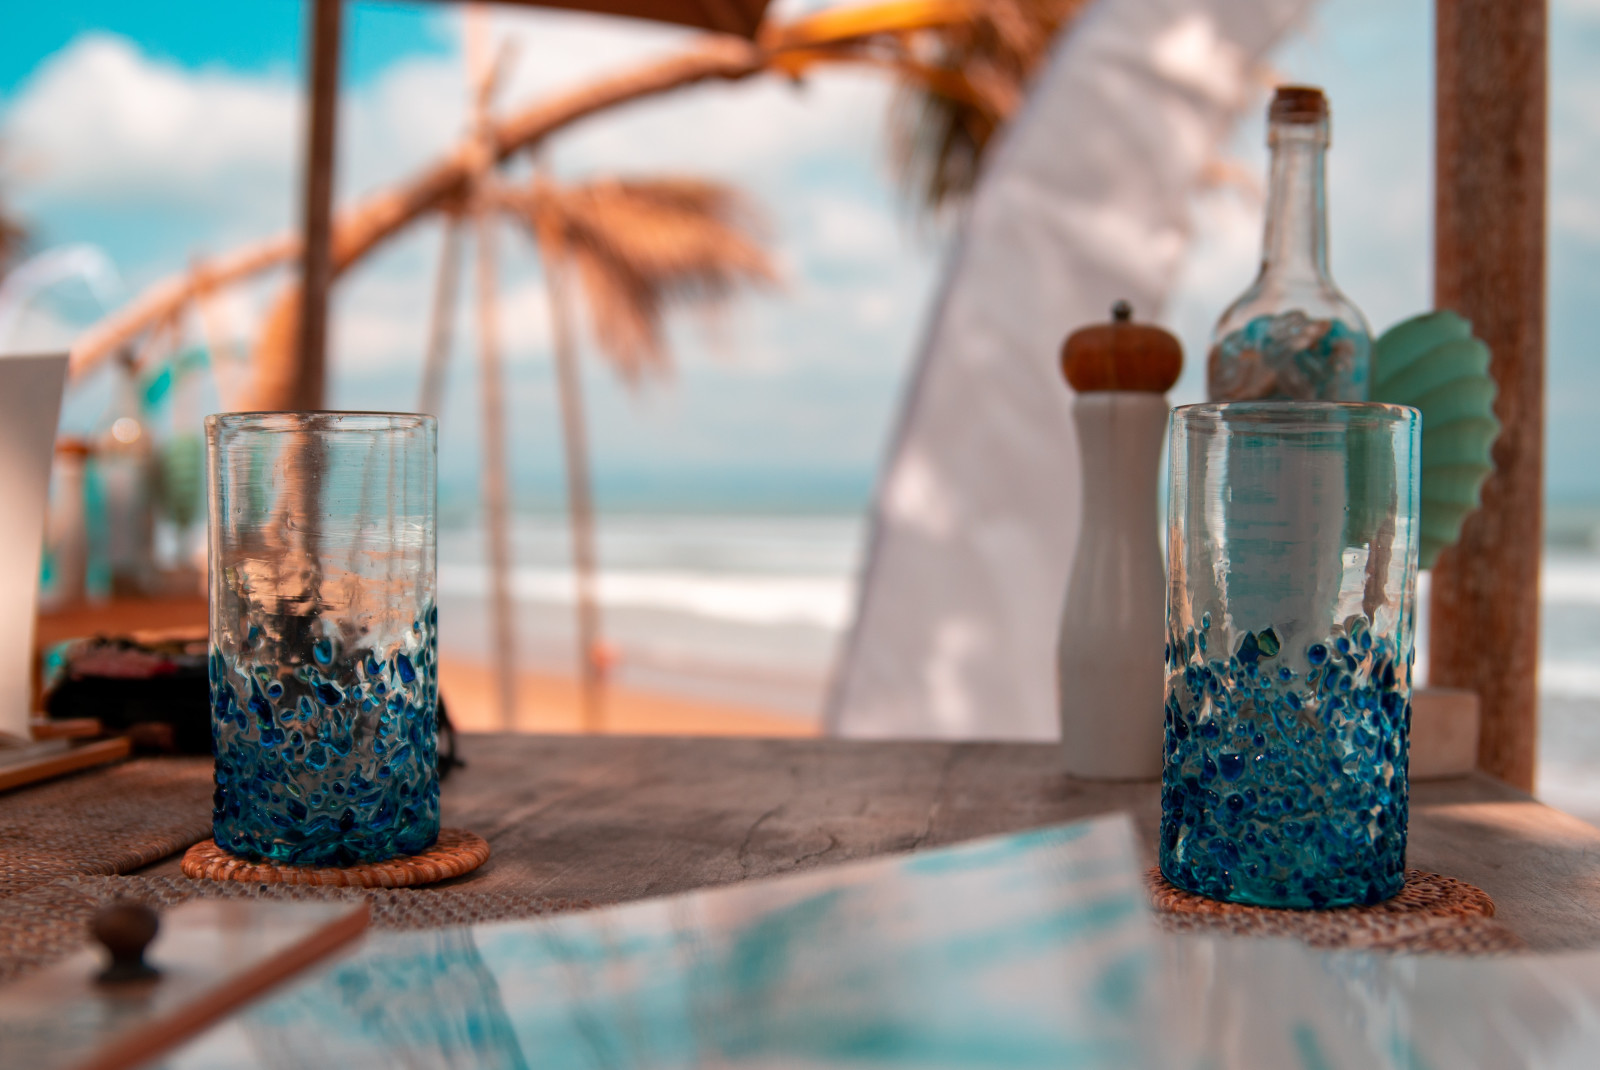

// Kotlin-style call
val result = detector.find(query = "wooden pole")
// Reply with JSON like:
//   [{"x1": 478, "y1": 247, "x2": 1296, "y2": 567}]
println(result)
[
  {"x1": 418, "y1": 218, "x2": 463, "y2": 415},
  {"x1": 541, "y1": 227, "x2": 607, "y2": 733},
  {"x1": 294, "y1": 0, "x2": 342, "y2": 412},
  {"x1": 474, "y1": 212, "x2": 518, "y2": 732},
  {"x1": 1430, "y1": 0, "x2": 1547, "y2": 791},
  {"x1": 463, "y1": 7, "x2": 518, "y2": 731}
]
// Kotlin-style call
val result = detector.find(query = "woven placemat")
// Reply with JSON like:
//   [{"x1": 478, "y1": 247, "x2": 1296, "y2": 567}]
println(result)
[
  {"x1": 182, "y1": 828, "x2": 490, "y2": 888},
  {"x1": 1146, "y1": 867, "x2": 1524, "y2": 952},
  {"x1": 0, "y1": 874, "x2": 594, "y2": 985},
  {"x1": 0, "y1": 757, "x2": 213, "y2": 899}
]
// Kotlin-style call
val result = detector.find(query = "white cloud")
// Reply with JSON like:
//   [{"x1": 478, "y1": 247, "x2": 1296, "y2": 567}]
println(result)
[
  {"x1": 853, "y1": 288, "x2": 897, "y2": 328},
  {"x1": 550, "y1": 73, "x2": 891, "y2": 184},
  {"x1": 5, "y1": 35, "x2": 296, "y2": 213},
  {"x1": 1555, "y1": 193, "x2": 1600, "y2": 243},
  {"x1": 804, "y1": 192, "x2": 902, "y2": 262},
  {"x1": 2, "y1": 31, "x2": 482, "y2": 235},
  {"x1": 495, "y1": 277, "x2": 557, "y2": 353},
  {"x1": 338, "y1": 56, "x2": 470, "y2": 197},
  {"x1": 330, "y1": 222, "x2": 557, "y2": 375}
]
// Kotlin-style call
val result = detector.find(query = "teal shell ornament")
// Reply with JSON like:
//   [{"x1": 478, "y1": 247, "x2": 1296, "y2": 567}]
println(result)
[{"x1": 1370, "y1": 311, "x2": 1500, "y2": 568}]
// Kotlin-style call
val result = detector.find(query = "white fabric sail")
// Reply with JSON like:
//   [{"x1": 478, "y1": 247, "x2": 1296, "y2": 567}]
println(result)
[{"x1": 827, "y1": 0, "x2": 1315, "y2": 739}]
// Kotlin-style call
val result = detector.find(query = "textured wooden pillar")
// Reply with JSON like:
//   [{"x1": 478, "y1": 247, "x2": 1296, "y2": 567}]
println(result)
[
  {"x1": 1430, "y1": 0, "x2": 1547, "y2": 790},
  {"x1": 292, "y1": 0, "x2": 342, "y2": 411}
]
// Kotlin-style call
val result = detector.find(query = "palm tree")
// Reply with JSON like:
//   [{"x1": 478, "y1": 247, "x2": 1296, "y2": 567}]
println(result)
[
  {"x1": 498, "y1": 175, "x2": 778, "y2": 729},
  {"x1": 884, "y1": 0, "x2": 1088, "y2": 208},
  {"x1": 55, "y1": 0, "x2": 1089, "y2": 731},
  {"x1": 72, "y1": 0, "x2": 1094, "y2": 391}
]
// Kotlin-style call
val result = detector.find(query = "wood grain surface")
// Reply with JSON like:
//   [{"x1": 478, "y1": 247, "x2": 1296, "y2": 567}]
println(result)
[
  {"x1": 1430, "y1": 0, "x2": 1548, "y2": 790},
  {"x1": 132, "y1": 734, "x2": 1600, "y2": 952}
]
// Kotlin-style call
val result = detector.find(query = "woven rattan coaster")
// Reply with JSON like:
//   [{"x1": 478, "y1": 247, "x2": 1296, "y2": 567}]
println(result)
[
  {"x1": 181, "y1": 828, "x2": 490, "y2": 889},
  {"x1": 1145, "y1": 867, "x2": 1523, "y2": 952}
]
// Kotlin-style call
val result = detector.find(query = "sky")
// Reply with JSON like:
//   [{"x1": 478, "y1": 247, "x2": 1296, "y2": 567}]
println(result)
[{"x1": 2, "y1": 0, "x2": 1599, "y2": 511}]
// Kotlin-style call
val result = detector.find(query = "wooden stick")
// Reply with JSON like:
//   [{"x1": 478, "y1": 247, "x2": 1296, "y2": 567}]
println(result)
[
  {"x1": 417, "y1": 217, "x2": 463, "y2": 416},
  {"x1": 473, "y1": 210, "x2": 518, "y2": 732},
  {"x1": 69, "y1": 236, "x2": 296, "y2": 381},
  {"x1": 294, "y1": 0, "x2": 343, "y2": 412},
  {"x1": 1430, "y1": 0, "x2": 1547, "y2": 790},
  {"x1": 0, "y1": 738, "x2": 130, "y2": 795}
]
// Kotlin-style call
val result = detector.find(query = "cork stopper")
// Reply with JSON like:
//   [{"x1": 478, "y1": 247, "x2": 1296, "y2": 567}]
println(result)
[
  {"x1": 1269, "y1": 85, "x2": 1328, "y2": 125},
  {"x1": 1060, "y1": 301, "x2": 1182, "y2": 394}
]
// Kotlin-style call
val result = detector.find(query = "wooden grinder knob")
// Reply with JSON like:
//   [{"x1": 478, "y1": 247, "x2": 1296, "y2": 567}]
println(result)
[
  {"x1": 1060, "y1": 301, "x2": 1183, "y2": 393},
  {"x1": 92, "y1": 901, "x2": 160, "y2": 984}
]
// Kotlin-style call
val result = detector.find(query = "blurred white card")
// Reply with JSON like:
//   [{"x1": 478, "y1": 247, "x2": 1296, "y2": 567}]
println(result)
[{"x1": 0, "y1": 353, "x2": 68, "y2": 739}]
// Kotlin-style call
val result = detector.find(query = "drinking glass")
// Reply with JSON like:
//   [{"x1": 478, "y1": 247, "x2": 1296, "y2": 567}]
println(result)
[
  {"x1": 207, "y1": 412, "x2": 438, "y2": 866},
  {"x1": 1161, "y1": 402, "x2": 1419, "y2": 907}
]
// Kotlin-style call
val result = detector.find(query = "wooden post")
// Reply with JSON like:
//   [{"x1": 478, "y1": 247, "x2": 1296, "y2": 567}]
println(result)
[
  {"x1": 294, "y1": 0, "x2": 342, "y2": 412},
  {"x1": 542, "y1": 229, "x2": 607, "y2": 733},
  {"x1": 1430, "y1": 0, "x2": 1547, "y2": 791},
  {"x1": 418, "y1": 218, "x2": 463, "y2": 416},
  {"x1": 474, "y1": 212, "x2": 518, "y2": 731}
]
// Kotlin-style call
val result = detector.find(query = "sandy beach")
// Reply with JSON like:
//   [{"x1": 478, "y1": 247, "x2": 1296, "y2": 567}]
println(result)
[{"x1": 437, "y1": 657, "x2": 820, "y2": 738}]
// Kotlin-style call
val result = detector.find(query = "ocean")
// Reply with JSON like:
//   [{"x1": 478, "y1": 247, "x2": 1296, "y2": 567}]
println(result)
[
  {"x1": 436, "y1": 510, "x2": 1600, "y2": 826},
  {"x1": 436, "y1": 512, "x2": 861, "y2": 717}
]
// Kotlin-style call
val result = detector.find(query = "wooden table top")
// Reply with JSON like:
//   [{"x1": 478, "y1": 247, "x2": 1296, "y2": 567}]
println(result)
[{"x1": 134, "y1": 734, "x2": 1600, "y2": 952}]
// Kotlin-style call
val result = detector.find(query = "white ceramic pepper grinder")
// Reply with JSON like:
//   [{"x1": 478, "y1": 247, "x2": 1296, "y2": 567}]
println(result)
[{"x1": 1057, "y1": 301, "x2": 1182, "y2": 779}]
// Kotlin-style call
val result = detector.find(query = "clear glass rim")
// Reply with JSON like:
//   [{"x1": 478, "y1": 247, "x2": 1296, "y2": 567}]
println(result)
[
  {"x1": 1173, "y1": 401, "x2": 1417, "y2": 432},
  {"x1": 205, "y1": 411, "x2": 436, "y2": 435}
]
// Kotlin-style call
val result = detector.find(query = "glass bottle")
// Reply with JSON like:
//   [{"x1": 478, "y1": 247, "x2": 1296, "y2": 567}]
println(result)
[
  {"x1": 1207, "y1": 86, "x2": 1371, "y2": 401},
  {"x1": 42, "y1": 439, "x2": 93, "y2": 608},
  {"x1": 97, "y1": 354, "x2": 156, "y2": 596}
]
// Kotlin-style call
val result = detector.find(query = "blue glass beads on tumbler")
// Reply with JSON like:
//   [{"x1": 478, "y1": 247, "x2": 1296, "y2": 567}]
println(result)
[
  {"x1": 210, "y1": 604, "x2": 440, "y2": 866},
  {"x1": 1160, "y1": 403, "x2": 1420, "y2": 909},
  {"x1": 1160, "y1": 614, "x2": 1408, "y2": 907},
  {"x1": 207, "y1": 412, "x2": 439, "y2": 867}
]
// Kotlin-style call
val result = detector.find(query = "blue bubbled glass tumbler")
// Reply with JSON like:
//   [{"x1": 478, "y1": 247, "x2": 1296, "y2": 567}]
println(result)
[
  {"x1": 207, "y1": 412, "x2": 439, "y2": 866},
  {"x1": 1161, "y1": 402, "x2": 1420, "y2": 908}
]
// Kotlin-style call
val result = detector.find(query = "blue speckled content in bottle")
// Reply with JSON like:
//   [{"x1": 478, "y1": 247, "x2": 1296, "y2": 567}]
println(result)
[
  {"x1": 207, "y1": 412, "x2": 439, "y2": 867},
  {"x1": 1160, "y1": 403, "x2": 1419, "y2": 909}
]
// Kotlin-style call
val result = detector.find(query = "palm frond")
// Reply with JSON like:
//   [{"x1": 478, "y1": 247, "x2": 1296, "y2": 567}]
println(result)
[
  {"x1": 888, "y1": 0, "x2": 1088, "y2": 211},
  {"x1": 503, "y1": 177, "x2": 778, "y2": 384}
]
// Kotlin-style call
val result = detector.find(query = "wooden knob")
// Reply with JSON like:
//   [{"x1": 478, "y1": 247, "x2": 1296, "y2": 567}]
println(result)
[
  {"x1": 1060, "y1": 301, "x2": 1183, "y2": 393},
  {"x1": 92, "y1": 901, "x2": 160, "y2": 984}
]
